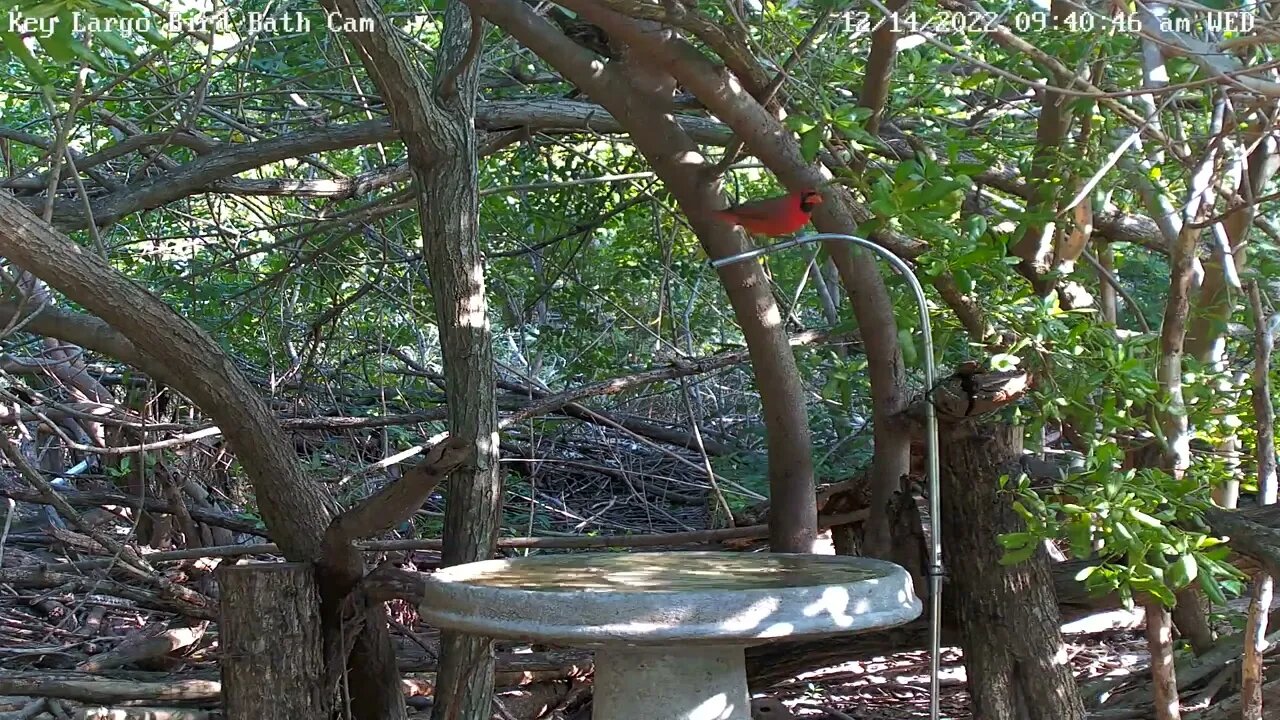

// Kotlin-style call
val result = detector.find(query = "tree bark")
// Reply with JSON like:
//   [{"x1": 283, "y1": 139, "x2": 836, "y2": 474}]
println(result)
[
  {"x1": 418, "y1": 9, "x2": 502, "y2": 720},
  {"x1": 940, "y1": 421, "x2": 1086, "y2": 720},
  {"x1": 217, "y1": 563, "x2": 328, "y2": 720},
  {"x1": 1145, "y1": 602, "x2": 1182, "y2": 720},
  {"x1": 1244, "y1": 281, "x2": 1279, "y2": 720}
]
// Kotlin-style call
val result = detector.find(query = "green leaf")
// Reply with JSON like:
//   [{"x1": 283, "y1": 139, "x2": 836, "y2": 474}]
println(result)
[
  {"x1": 1166, "y1": 553, "x2": 1197, "y2": 590},
  {"x1": 799, "y1": 128, "x2": 822, "y2": 163},
  {"x1": 1066, "y1": 518, "x2": 1093, "y2": 558},
  {"x1": 1138, "y1": 562, "x2": 1165, "y2": 582},
  {"x1": 1129, "y1": 507, "x2": 1163, "y2": 528},
  {"x1": 998, "y1": 532, "x2": 1033, "y2": 549},
  {"x1": 1104, "y1": 473, "x2": 1124, "y2": 498},
  {"x1": 1199, "y1": 571, "x2": 1228, "y2": 605},
  {"x1": 898, "y1": 328, "x2": 917, "y2": 366},
  {"x1": 1148, "y1": 583, "x2": 1176, "y2": 607},
  {"x1": 34, "y1": 12, "x2": 74, "y2": 63},
  {"x1": 96, "y1": 30, "x2": 136, "y2": 57},
  {"x1": 1118, "y1": 585, "x2": 1135, "y2": 611},
  {"x1": 832, "y1": 104, "x2": 872, "y2": 129},
  {"x1": 1112, "y1": 521, "x2": 1135, "y2": 544},
  {"x1": 868, "y1": 198, "x2": 896, "y2": 217},
  {"x1": 1201, "y1": 544, "x2": 1232, "y2": 562},
  {"x1": 913, "y1": 179, "x2": 965, "y2": 207},
  {"x1": 999, "y1": 542, "x2": 1036, "y2": 566},
  {"x1": 13, "y1": 2, "x2": 64, "y2": 20},
  {"x1": 138, "y1": 24, "x2": 170, "y2": 48},
  {"x1": 94, "y1": 0, "x2": 145, "y2": 14},
  {"x1": 70, "y1": 35, "x2": 108, "y2": 71},
  {"x1": 785, "y1": 114, "x2": 817, "y2": 134}
]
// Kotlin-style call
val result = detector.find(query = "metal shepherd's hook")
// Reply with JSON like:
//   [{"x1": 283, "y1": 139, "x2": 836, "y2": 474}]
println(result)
[{"x1": 709, "y1": 232, "x2": 945, "y2": 720}]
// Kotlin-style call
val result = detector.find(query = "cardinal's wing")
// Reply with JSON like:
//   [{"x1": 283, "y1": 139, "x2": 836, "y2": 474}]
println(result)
[{"x1": 721, "y1": 196, "x2": 790, "y2": 221}]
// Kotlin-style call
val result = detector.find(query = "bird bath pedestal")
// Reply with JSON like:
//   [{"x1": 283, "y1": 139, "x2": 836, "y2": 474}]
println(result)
[{"x1": 417, "y1": 551, "x2": 922, "y2": 720}]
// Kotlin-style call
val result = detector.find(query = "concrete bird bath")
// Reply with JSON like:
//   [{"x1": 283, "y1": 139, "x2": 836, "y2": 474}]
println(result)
[{"x1": 417, "y1": 551, "x2": 922, "y2": 720}]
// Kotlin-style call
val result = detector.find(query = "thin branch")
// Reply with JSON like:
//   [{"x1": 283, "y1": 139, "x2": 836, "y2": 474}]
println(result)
[{"x1": 1080, "y1": 249, "x2": 1153, "y2": 332}]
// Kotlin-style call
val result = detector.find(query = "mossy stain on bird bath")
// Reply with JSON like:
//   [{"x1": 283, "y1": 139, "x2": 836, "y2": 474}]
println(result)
[{"x1": 432, "y1": 551, "x2": 883, "y2": 592}]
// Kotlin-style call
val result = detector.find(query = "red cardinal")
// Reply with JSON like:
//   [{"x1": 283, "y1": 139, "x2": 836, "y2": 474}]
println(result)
[{"x1": 713, "y1": 188, "x2": 823, "y2": 237}]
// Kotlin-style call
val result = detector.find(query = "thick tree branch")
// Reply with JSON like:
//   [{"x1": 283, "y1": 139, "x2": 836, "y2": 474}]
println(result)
[
  {"x1": 439, "y1": 4, "x2": 486, "y2": 99},
  {"x1": 1008, "y1": 23, "x2": 1072, "y2": 295},
  {"x1": 324, "y1": 437, "x2": 471, "y2": 549},
  {"x1": 582, "y1": 0, "x2": 771, "y2": 96}
]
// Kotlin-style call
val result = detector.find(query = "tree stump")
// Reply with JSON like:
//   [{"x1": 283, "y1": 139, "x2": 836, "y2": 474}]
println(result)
[
  {"x1": 217, "y1": 562, "x2": 329, "y2": 720},
  {"x1": 940, "y1": 421, "x2": 1086, "y2": 720}
]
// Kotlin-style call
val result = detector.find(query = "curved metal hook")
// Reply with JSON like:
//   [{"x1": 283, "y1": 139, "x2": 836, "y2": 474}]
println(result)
[{"x1": 710, "y1": 233, "x2": 944, "y2": 720}]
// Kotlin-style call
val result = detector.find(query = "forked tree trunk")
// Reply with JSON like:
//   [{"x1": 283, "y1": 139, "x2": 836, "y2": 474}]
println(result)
[
  {"x1": 940, "y1": 421, "x2": 1086, "y2": 720},
  {"x1": 416, "y1": 9, "x2": 502, "y2": 719}
]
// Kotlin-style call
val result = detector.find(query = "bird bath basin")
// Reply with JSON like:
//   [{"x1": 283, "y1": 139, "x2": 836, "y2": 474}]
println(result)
[{"x1": 417, "y1": 551, "x2": 922, "y2": 720}]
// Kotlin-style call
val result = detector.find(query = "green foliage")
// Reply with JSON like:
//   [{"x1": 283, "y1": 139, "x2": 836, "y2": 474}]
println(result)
[
  {"x1": 999, "y1": 449, "x2": 1244, "y2": 610},
  {"x1": 984, "y1": 280, "x2": 1253, "y2": 611}
]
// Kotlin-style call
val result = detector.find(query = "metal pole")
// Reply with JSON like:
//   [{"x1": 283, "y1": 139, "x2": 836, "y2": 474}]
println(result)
[{"x1": 710, "y1": 233, "x2": 944, "y2": 720}]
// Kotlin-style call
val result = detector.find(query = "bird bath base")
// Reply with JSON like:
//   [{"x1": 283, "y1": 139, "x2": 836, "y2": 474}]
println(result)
[
  {"x1": 594, "y1": 645, "x2": 751, "y2": 720},
  {"x1": 417, "y1": 551, "x2": 922, "y2": 720}
]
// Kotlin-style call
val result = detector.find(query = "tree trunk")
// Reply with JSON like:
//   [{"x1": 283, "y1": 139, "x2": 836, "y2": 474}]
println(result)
[
  {"x1": 939, "y1": 421, "x2": 1086, "y2": 720},
  {"x1": 467, "y1": 0, "x2": 819, "y2": 553},
  {"x1": 1145, "y1": 602, "x2": 1182, "y2": 720},
  {"x1": 417, "y1": 7, "x2": 502, "y2": 719},
  {"x1": 316, "y1": 1, "x2": 501, "y2": 718},
  {"x1": 1243, "y1": 280, "x2": 1279, "y2": 720},
  {"x1": 217, "y1": 563, "x2": 328, "y2": 720},
  {"x1": 314, "y1": 0, "x2": 499, "y2": 717}
]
